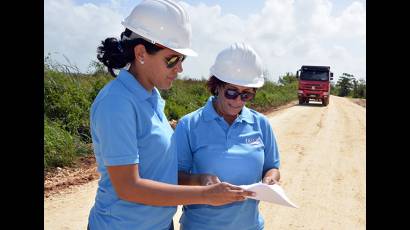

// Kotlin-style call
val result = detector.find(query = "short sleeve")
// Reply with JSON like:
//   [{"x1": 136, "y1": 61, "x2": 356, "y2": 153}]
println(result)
[
  {"x1": 261, "y1": 116, "x2": 280, "y2": 173},
  {"x1": 174, "y1": 119, "x2": 193, "y2": 173},
  {"x1": 92, "y1": 95, "x2": 139, "y2": 166}
]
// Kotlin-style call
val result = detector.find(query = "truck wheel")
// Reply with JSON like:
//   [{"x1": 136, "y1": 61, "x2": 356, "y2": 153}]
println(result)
[
  {"x1": 322, "y1": 98, "x2": 329, "y2": 106},
  {"x1": 299, "y1": 98, "x2": 305, "y2": 104}
]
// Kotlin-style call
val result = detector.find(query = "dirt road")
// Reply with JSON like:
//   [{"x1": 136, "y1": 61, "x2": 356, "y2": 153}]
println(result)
[{"x1": 44, "y1": 96, "x2": 366, "y2": 229}]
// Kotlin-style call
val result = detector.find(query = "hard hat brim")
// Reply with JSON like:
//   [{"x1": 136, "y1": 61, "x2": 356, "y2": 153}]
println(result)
[
  {"x1": 171, "y1": 48, "x2": 198, "y2": 57},
  {"x1": 222, "y1": 79, "x2": 265, "y2": 88},
  {"x1": 212, "y1": 72, "x2": 265, "y2": 88},
  {"x1": 238, "y1": 81, "x2": 265, "y2": 88}
]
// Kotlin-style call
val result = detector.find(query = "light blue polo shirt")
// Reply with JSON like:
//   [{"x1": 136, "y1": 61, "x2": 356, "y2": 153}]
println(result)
[
  {"x1": 88, "y1": 69, "x2": 177, "y2": 230},
  {"x1": 174, "y1": 96, "x2": 280, "y2": 230}
]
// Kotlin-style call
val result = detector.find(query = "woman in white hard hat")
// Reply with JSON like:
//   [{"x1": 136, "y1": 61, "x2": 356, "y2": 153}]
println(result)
[
  {"x1": 174, "y1": 42, "x2": 281, "y2": 230},
  {"x1": 87, "y1": 1, "x2": 254, "y2": 230}
]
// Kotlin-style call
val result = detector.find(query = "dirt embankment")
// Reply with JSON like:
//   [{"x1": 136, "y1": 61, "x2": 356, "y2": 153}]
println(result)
[
  {"x1": 44, "y1": 156, "x2": 99, "y2": 198},
  {"x1": 348, "y1": 98, "x2": 366, "y2": 107}
]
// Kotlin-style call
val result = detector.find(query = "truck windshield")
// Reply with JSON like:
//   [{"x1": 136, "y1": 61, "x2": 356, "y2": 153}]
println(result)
[{"x1": 300, "y1": 70, "x2": 329, "y2": 81}]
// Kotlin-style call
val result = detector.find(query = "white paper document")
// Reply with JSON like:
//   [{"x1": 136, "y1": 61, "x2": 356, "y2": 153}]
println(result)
[{"x1": 239, "y1": 183, "x2": 298, "y2": 208}]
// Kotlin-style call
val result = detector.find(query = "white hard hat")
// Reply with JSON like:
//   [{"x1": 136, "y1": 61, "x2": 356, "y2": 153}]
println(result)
[
  {"x1": 210, "y1": 42, "x2": 264, "y2": 88},
  {"x1": 121, "y1": 0, "x2": 197, "y2": 56}
]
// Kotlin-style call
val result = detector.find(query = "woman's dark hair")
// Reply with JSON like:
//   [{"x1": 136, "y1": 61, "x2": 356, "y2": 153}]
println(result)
[
  {"x1": 206, "y1": 75, "x2": 258, "y2": 96},
  {"x1": 97, "y1": 28, "x2": 163, "y2": 77},
  {"x1": 206, "y1": 76, "x2": 227, "y2": 96}
]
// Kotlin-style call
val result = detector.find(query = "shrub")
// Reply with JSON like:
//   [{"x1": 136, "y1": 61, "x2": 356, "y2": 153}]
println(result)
[
  {"x1": 44, "y1": 119, "x2": 77, "y2": 169},
  {"x1": 44, "y1": 70, "x2": 111, "y2": 143},
  {"x1": 44, "y1": 64, "x2": 298, "y2": 170},
  {"x1": 160, "y1": 79, "x2": 209, "y2": 120}
]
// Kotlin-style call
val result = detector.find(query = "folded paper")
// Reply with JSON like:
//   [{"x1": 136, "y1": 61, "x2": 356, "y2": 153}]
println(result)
[{"x1": 239, "y1": 182, "x2": 298, "y2": 208}]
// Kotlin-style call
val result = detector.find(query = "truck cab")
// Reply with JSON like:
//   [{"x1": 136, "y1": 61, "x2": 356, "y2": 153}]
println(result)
[{"x1": 296, "y1": 65, "x2": 333, "y2": 106}]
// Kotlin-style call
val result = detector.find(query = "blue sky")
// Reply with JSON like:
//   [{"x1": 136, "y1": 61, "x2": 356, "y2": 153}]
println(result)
[{"x1": 45, "y1": 0, "x2": 366, "y2": 82}]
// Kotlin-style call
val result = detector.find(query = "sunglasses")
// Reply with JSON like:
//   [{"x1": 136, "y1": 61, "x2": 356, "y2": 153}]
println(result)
[
  {"x1": 224, "y1": 88, "x2": 256, "y2": 102},
  {"x1": 164, "y1": 55, "x2": 186, "y2": 68}
]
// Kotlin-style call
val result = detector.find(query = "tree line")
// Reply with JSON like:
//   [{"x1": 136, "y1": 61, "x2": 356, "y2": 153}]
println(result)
[{"x1": 331, "y1": 73, "x2": 366, "y2": 98}]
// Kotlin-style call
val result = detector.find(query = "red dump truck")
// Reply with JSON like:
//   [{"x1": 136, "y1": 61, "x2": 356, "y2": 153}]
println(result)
[{"x1": 296, "y1": 65, "x2": 333, "y2": 106}]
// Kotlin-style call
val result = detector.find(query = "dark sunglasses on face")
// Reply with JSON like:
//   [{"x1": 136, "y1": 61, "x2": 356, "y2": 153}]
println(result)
[
  {"x1": 224, "y1": 88, "x2": 256, "y2": 102},
  {"x1": 164, "y1": 55, "x2": 186, "y2": 68}
]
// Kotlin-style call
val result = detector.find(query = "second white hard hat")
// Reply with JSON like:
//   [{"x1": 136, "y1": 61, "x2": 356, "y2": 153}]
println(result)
[
  {"x1": 210, "y1": 42, "x2": 264, "y2": 88},
  {"x1": 121, "y1": 0, "x2": 197, "y2": 56}
]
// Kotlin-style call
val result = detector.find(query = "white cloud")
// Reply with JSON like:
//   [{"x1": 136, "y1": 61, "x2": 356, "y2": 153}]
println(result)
[
  {"x1": 179, "y1": 0, "x2": 366, "y2": 81},
  {"x1": 44, "y1": 0, "x2": 366, "y2": 81},
  {"x1": 336, "y1": 2, "x2": 366, "y2": 41},
  {"x1": 44, "y1": 0, "x2": 124, "y2": 72}
]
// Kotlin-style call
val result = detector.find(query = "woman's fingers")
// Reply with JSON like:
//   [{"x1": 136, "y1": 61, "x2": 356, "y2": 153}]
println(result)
[
  {"x1": 262, "y1": 177, "x2": 280, "y2": 185},
  {"x1": 223, "y1": 182, "x2": 256, "y2": 197},
  {"x1": 232, "y1": 188, "x2": 255, "y2": 198},
  {"x1": 205, "y1": 182, "x2": 256, "y2": 206}
]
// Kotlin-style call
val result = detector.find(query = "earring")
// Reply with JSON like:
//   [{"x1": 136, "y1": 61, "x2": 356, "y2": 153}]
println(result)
[{"x1": 139, "y1": 59, "x2": 144, "y2": 64}]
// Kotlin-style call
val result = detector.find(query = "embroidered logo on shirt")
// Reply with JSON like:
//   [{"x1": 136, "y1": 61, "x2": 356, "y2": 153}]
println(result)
[{"x1": 246, "y1": 136, "x2": 262, "y2": 145}]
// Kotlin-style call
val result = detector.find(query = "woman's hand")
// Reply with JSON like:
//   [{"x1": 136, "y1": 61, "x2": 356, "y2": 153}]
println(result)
[
  {"x1": 262, "y1": 176, "x2": 280, "y2": 185},
  {"x1": 262, "y1": 168, "x2": 280, "y2": 185},
  {"x1": 203, "y1": 182, "x2": 255, "y2": 206}
]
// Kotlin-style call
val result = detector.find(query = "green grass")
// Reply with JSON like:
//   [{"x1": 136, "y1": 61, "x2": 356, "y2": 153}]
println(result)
[
  {"x1": 160, "y1": 79, "x2": 210, "y2": 120},
  {"x1": 161, "y1": 78, "x2": 298, "y2": 120},
  {"x1": 44, "y1": 67, "x2": 298, "y2": 170},
  {"x1": 44, "y1": 119, "x2": 89, "y2": 169},
  {"x1": 44, "y1": 68, "x2": 111, "y2": 169},
  {"x1": 44, "y1": 69, "x2": 111, "y2": 143},
  {"x1": 250, "y1": 80, "x2": 298, "y2": 112}
]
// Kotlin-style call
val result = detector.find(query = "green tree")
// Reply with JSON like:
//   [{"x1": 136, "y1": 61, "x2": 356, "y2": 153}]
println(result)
[
  {"x1": 278, "y1": 72, "x2": 298, "y2": 85},
  {"x1": 336, "y1": 73, "x2": 355, "y2": 97},
  {"x1": 352, "y1": 79, "x2": 366, "y2": 98}
]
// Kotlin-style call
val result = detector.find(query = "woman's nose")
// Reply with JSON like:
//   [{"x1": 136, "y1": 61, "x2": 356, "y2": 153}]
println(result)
[
  {"x1": 235, "y1": 94, "x2": 245, "y2": 104},
  {"x1": 174, "y1": 61, "x2": 183, "y2": 73}
]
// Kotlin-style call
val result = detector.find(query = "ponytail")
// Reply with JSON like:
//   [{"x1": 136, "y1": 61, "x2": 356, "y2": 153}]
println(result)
[
  {"x1": 97, "y1": 29, "x2": 164, "y2": 77},
  {"x1": 97, "y1": 38, "x2": 128, "y2": 77}
]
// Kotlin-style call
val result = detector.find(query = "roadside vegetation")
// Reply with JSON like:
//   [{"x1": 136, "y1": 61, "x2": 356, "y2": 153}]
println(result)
[
  {"x1": 331, "y1": 73, "x2": 366, "y2": 99},
  {"x1": 44, "y1": 57, "x2": 298, "y2": 170}
]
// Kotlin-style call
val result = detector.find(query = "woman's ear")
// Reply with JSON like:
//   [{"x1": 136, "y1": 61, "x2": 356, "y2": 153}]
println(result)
[{"x1": 134, "y1": 44, "x2": 146, "y2": 64}]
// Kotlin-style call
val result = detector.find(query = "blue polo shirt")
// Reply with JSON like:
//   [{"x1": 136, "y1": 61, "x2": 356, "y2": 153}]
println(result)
[
  {"x1": 88, "y1": 69, "x2": 177, "y2": 230},
  {"x1": 174, "y1": 96, "x2": 280, "y2": 230}
]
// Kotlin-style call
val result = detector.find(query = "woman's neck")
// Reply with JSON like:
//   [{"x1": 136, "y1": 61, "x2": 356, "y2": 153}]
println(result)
[{"x1": 129, "y1": 64, "x2": 154, "y2": 92}]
